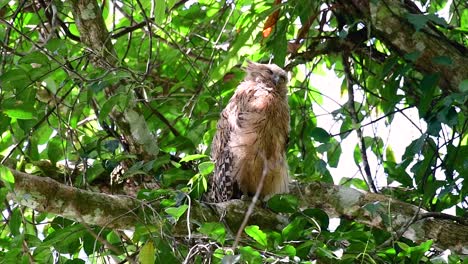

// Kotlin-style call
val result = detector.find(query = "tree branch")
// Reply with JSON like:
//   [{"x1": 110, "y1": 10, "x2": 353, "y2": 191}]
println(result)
[
  {"x1": 334, "y1": 0, "x2": 468, "y2": 93},
  {"x1": 5, "y1": 168, "x2": 468, "y2": 254}
]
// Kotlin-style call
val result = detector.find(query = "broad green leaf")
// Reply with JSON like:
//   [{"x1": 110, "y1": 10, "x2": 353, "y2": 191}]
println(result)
[
  {"x1": 459, "y1": 79, "x2": 468, "y2": 92},
  {"x1": 83, "y1": 231, "x2": 102, "y2": 256},
  {"x1": 165, "y1": 204, "x2": 188, "y2": 222},
  {"x1": 198, "y1": 222, "x2": 226, "y2": 244},
  {"x1": 277, "y1": 244, "x2": 296, "y2": 258},
  {"x1": 3, "y1": 108, "x2": 35, "y2": 120},
  {"x1": 47, "y1": 137, "x2": 63, "y2": 165},
  {"x1": 386, "y1": 145, "x2": 396, "y2": 163},
  {"x1": 0, "y1": 187, "x2": 8, "y2": 208},
  {"x1": 0, "y1": 69, "x2": 28, "y2": 83},
  {"x1": 426, "y1": 14, "x2": 449, "y2": 27},
  {"x1": 167, "y1": 0, "x2": 176, "y2": 9},
  {"x1": 106, "y1": 231, "x2": 121, "y2": 244},
  {"x1": 431, "y1": 56, "x2": 452, "y2": 66},
  {"x1": 353, "y1": 144, "x2": 362, "y2": 166},
  {"x1": 267, "y1": 194, "x2": 298, "y2": 213},
  {"x1": 239, "y1": 246, "x2": 262, "y2": 263},
  {"x1": 406, "y1": 13, "x2": 428, "y2": 31},
  {"x1": 139, "y1": 241, "x2": 155, "y2": 264},
  {"x1": 302, "y1": 208, "x2": 329, "y2": 230},
  {"x1": 327, "y1": 140, "x2": 341, "y2": 168},
  {"x1": 310, "y1": 127, "x2": 331, "y2": 143},
  {"x1": 419, "y1": 74, "x2": 439, "y2": 116},
  {"x1": 18, "y1": 51, "x2": 49, "y2": 65},
  {"x1": 154, "y1": 238, "x2": 179, "y2": 263},
  {"x1": 282, "y1": 217, "x2": 307, "y2": 241},
  {"x1": 99, "y1": 94, "x2": 126, "y2": 123},
  {"x1": 340, "y1": 177, "x2": 369, "y2": 191},
  {"x1": 0, "y1": 165, "x2": 14, "y2": 189},
  {"x1": 404, "y1": 51, "x2": 421, "y2": 62},
  {"x1": 208, "y1": 6, "x2": 277, "y2": 85},
  {"x1": 9, "y1": 208, "x2": 21, "y2": 236},
  {"x1": 315, "y1": 247, "x2": 337, "y2": 260},
  {"x1": 245, "y1": 225, "x2": 267, "y2": 248},
  {"x1": 155, "y1": 0, "x2": 166, "y2": 25},
  {"x1": 43, "y1": 224, "x2": 85, "y2": 254},
  {"x1": 180, "y1": 154, "x2": 208, "y2": 163},
  {"x1": 198, "y1": 161, "x2": 214, "y2": 176}
]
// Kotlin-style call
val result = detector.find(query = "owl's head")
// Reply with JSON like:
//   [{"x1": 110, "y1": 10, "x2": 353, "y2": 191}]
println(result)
[{"x1": 245, "y1": 61, "x2": 288, "y2": 90}]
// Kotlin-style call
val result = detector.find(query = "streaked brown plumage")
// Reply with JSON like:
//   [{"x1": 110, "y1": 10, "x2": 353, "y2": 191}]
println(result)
[{"x1": 209, "y1": 61, "x2": 290, "y2": 202}]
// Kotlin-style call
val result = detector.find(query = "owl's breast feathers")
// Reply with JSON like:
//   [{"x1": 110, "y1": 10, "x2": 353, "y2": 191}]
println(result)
[
  {"x1": 209, "y1": 63, "x2": 290, "y2": 202},
  {"x1": 225, "y1": 81, "x2": 290, "y2": 197}
]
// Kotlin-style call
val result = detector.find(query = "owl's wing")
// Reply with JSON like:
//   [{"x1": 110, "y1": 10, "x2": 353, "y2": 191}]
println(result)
[{"x1": 209, "y1": 106, "x2": 236, "y2": 202}]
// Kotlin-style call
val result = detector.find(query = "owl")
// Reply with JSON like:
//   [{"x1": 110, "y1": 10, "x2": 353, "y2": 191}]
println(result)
[{"x1": 209, "y1": 61, "x2": 290, "y2": 202}]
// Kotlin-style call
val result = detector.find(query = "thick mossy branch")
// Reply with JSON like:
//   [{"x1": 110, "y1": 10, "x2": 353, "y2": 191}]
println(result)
[
  {"x1": 335, "y1": 0, "x2": 468, "y2": 93},
  {"x1": 5, "y1": 169, "x2": 468, "y2": 254}
]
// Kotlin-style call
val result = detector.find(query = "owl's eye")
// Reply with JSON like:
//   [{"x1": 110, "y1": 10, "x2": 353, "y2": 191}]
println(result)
[{"x1": 267, "y1": 69, "x2": 274, "y2": 75}]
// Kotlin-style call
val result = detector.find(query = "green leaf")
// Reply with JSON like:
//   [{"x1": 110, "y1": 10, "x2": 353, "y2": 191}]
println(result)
[
  {"x1": 426, "y1": 14, "x2": 449, "y2": 27},
  {"x1": 353, "y1": 144, "x2": 362, "y2": 166},
  {"x1": 9, "y1": 208, "x2": 21, "y2": 236},
  {"x1": 267, "y1": 194, "x2": 298, "y2": 213},
  {"x1": 180, "y1": 154, "x2": 208, "y2": 163},
  {"x1": 3, "y1": 107, "x2": 35, "y2": 120},
  {"x1": 208, "y1": 7, "x2": 276, "y2": 85},
  {"x1": 459, "y1": 79, "x2": 468, "y2": 92},
  {"x1": 277, "y1": 244, "x2": 296, "y2": 258},
  {"x1": 406, "y1": 13, "x2": 429, "y2": 31},
  {"x1": 18, "y1": 51, "x2": 49, "y2": 65},
  {"x1": 315, "y1": 247, "x2": 337, "y2": 260},
  {"x1": 244, "y1": 225, "x2": 268, "y2": 248},
  {"x1": 404, "y1": 51, "x2": 421, "y2": 62},
  {"x1": 198, "y1": 222, "x2": 226, "y2": 244},
  {"x1": 99, "y1": 94, "x2": 126, "y2": 123},
  {"x1": 239, "y1": 246, "x2": 262, "y2": 263},
  {"x1": 431, "y1": 56, "x2": 452, "y2": 66},
  {"x1": 43, "y1": 224, "x2": 85, "y2": 254},
  {"x1": 386, "y1": 146, "x2": 396, "y2": 163},
  {"x1": 0, "y1": 165, "x2": 14, "y2": 189},
  {"x1": 155, "y1": 0, "x2": 166, "y2": 25},
  {"x1": 139, "y1": 241, "x2": 155, "y2": 264},
  {"x1": 167, "y1": 0, "x2": 176, "y2": 9},
  {"x1": 282, "y1": 217, "x2": 307, "y2": 241},
  {"x1": 198, "y1": 161, "x2": 214, "y2": 176},
  {"x1": 403, "y1": 135, "x2": 427, "y2": 160},
  {"x1": 302, "y1": 208, "x2": 329, "y2": 230},
  {"x1": 310, "y1": 127, "x2": 331, "y2": 143},
  {"x1": 165, "y1": 204, "x2": 188, "y2": 222},
  {"x1": 327, "y1": 140, "x2": 341, "y2": 168},
  {"x1": 48, "y1": 137, "x2": 63, "y2": 165},
  {"x1": 419, "y1": 74, "x2": 439, "y2": 116},
  {"x1": 82, "y1": 231, "x2": 102, "y2": 256},
  {"x1": 0, "y1": 68, "x2": 28, "y2": 83},
  {"x1": 340, "y1": 177, "x2": 369, "y2": 191}
]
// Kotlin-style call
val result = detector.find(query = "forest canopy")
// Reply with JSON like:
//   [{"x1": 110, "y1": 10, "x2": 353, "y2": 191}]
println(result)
[{"x1": 0, "y1": 0, "x2": 467, "y2": 263}]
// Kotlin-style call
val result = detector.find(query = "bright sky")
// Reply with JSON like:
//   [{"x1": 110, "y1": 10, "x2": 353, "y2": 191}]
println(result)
[{"x1": 309, "y1": 66, "x2": 423, "y2": 187}]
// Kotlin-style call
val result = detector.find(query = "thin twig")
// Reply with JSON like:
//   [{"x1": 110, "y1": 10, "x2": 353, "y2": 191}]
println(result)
[
  {"x1": 232, "y1": 155, "x2": 269, "y2": 250},
  {"x1": 342, "y1": 54, "x2": 378, "y2": 193}
]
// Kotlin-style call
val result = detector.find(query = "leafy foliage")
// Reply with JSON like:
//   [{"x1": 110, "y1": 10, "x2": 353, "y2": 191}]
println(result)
[{"x1": 0, "y1": 0, "x2": 466, "y2": 263}]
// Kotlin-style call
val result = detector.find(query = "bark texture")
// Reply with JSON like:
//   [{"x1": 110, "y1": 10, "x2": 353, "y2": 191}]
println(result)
[
  {"x1": 335, "y1": 0, "x2": 468, "y2": 93},
  {"x1": 6, "y1": 169, "x2": 467, "y2": 254}
]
